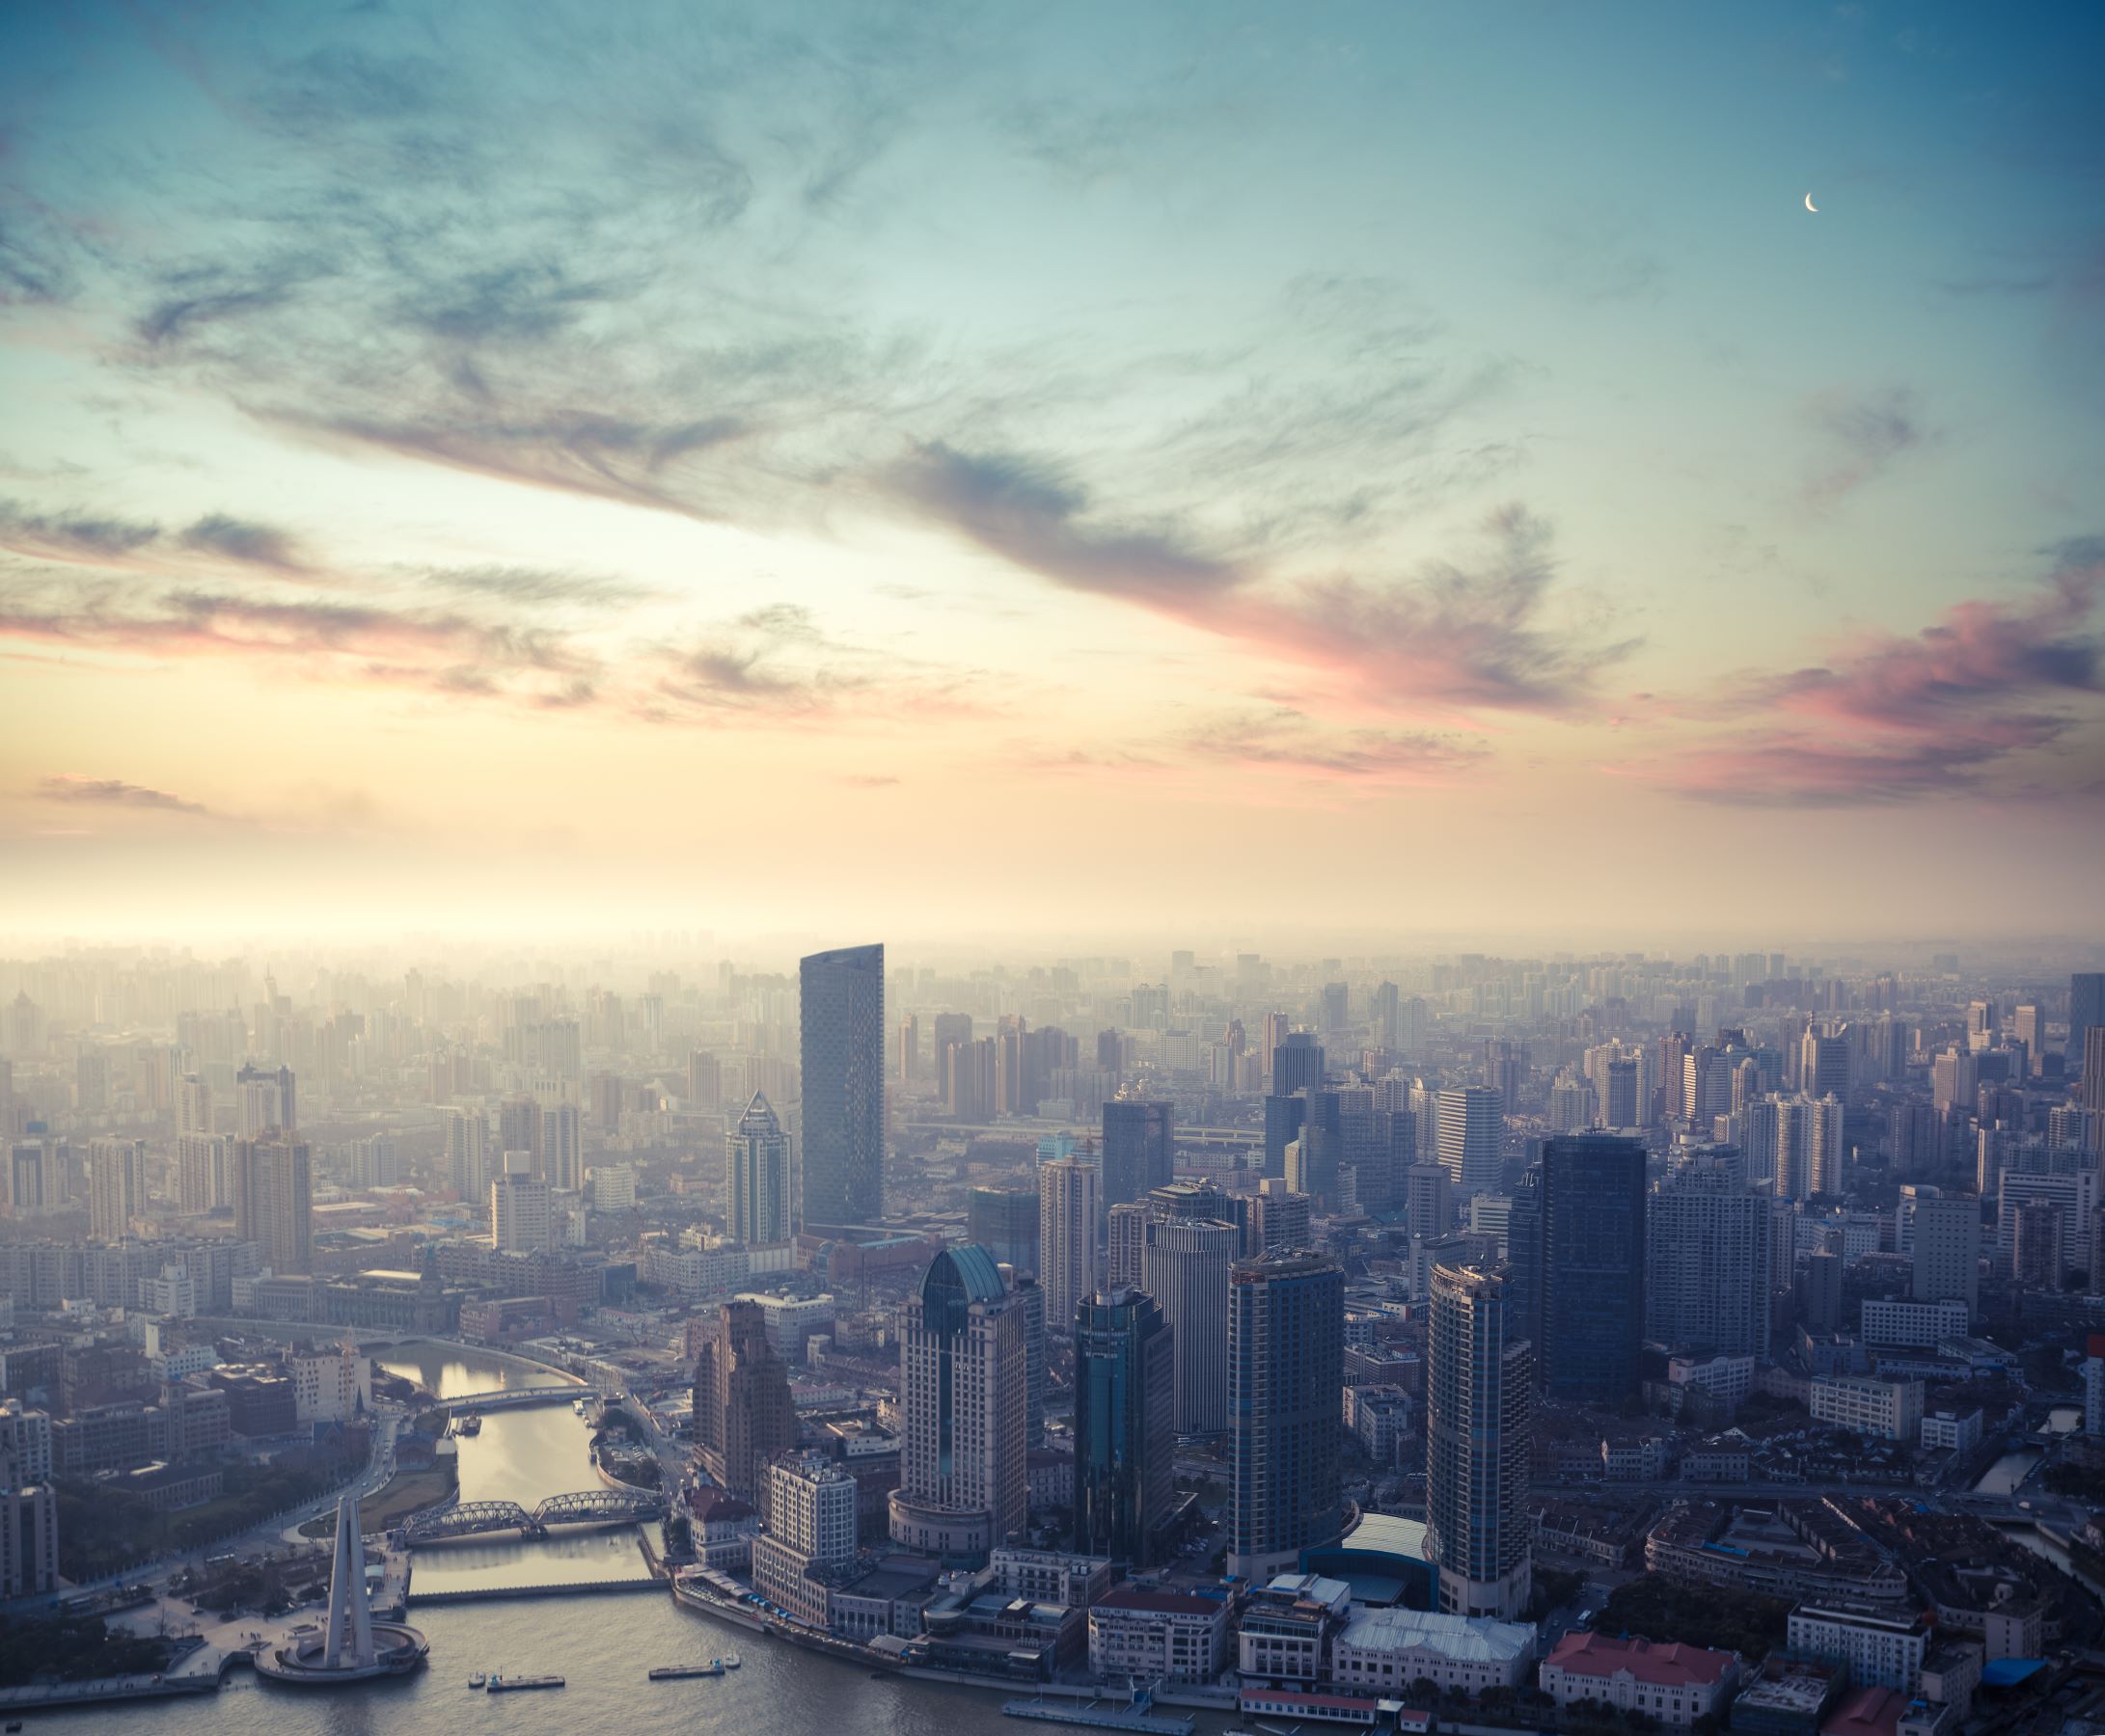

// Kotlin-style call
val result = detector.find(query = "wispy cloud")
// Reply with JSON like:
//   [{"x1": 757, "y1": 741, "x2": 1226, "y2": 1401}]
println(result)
[
  {"x1": 1633, "y1": 538, "x2": 2105, "y2": 803},
  {"x1": 35, "y1": 774, "x2": 216, "y2": 817},
  {"x1": 1803, "y1": 385, "x2": 1929, "y2": 507},
  {"x1": 1182, "y1": 709, "x2": 1487, "y2": 783}
]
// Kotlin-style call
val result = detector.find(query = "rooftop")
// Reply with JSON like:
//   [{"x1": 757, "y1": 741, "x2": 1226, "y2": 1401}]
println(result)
[
  {"x1": 1546, "y1": 1632, "x2": 1735, "y2": 1687},
  {"x1": 1337, "y1": 1607, "x2": 1535, "y2": 1665},
  {"x1": 1819, "y1": 1686, "x2": 1910, "y2": 1736}
]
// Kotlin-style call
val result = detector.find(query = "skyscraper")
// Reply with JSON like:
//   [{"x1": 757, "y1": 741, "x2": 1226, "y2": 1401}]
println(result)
[
  {"x1": 1646, "y1": 1153, "x2": 1771, "y2": 1359},
  {"x1": 800, "y1": 943, "x2": 886, "y2": 1227},
  {"x1": 1425, "y1": 1262, "x2": 1531, "y2": 1620},
  {"x1": 692, "y1": 1298, "x2": 797, "y2": 1504},
  {"x1": 87, "y1": 1137, "x2": 145, "y2": 1241},
  {"x1": 1537, "y1": 1134, "x2": 1646, "y2": 1401},
  {"x1": 1271, "y1": 1032, "x2": 1325, "y2": 1096},
  {"x1": 489, "y1": 1151, "x2": 552, "y2": 1252},
  {"x1": 1142, "y1": 1216, "x2": 1238, "y2": 1434},
  {"x1": 889, "y1": 1244, "x2": 1026, "y2": 1562},
  {"x1": 2071, "y1": 973, "x2": 2105, "y2": 1071},
  {"x1": 538, "y1": 1100, "x2": 583, "y2": 1193},
  {"x1": 1227, "y1": 1249, "x2": 1343, "y2": 1579},
  {"x1": 1436, "y1": 1086, "x2": 1504, "y2": 1197},
  {"x1": 727, "y1": 1091, "x2": 792, "y2": 1244},
  {"x1": 1909, "y1": 1188, "x2": 1980, "y2": 1317},
  {"x1": 235, "y1": 1061, "x2": 297, "y2": 1137},
  {"x1": 1101, "y1": 1099, "x2": 1173, "y2": 1216},
  {"x1": 1073, "y1": 1288, "x2": 1174, "y2": 1567},
  {"x1": 233, "y1": 1132, "x2": 312, "y2": 1274},
  {"x1": 1037, "y1": 1154, "x2": 1100, "y2": 1338},
  {"x1": 970, "y1": 1186, "x2": 1040, "y2": 1274}
]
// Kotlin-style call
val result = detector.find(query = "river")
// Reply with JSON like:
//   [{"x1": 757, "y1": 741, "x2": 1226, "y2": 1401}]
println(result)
[{"x1": 89, "y1": 1342, "x2": 1033, "y2": 1736}]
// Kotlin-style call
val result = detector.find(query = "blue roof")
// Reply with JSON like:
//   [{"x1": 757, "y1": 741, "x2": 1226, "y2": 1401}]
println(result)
[
  {"x1": 923, "y1": 1243, "x2": 1007, "y2": 1306},
  {"x1": 1982, "y1": 1658, "x2": 2045, "y2": 1688}
]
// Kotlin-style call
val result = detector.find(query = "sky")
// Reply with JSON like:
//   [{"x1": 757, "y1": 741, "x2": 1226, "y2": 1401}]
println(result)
[{"x1": 1, "y1": 0, "x2": 2102, "y2": 948}]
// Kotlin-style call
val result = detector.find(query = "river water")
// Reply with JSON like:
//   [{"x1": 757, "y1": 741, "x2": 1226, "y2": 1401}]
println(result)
[{"x1": 90, "y1": 1342, "x2": 1032, "y2": 1736}]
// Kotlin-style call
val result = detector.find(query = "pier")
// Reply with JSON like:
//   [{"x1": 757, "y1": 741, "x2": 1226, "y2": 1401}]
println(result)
[{"x1": 1001, "y1": 1697, "x2": 1195, "y2": 1734}]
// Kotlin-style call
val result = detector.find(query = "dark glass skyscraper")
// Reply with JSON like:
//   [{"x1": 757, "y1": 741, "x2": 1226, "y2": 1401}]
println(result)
[
  {"x1": 1537, "y1": 1133, "x2": 1647, "y2": 1401},
  {"x1": 2072, "y1": 972, "x2": 2105, "y2": 1070},
  {"x1": 1073, "y1": 1288, "x2": 1174, "y2": 1567},
  {"x1": 1101, "y1": 1099, "x2": 1173, "y2": 1214},
  {"x1": 1227, "y1": 1249, "x2": 1343, "y2": 1579},
  {"x1": 800, "y1": 943, "x2": 886, "y2": 1227}
]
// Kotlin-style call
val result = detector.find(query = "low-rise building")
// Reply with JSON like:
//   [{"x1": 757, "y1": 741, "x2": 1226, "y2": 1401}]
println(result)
[
  {"x1": 1787, "y1": 1607, "x2": 1928, "y2": 1693},
  {"x1": 1647, "y1": 1502, "x2": 1909, "y2": 1609},
  {"x1": 1540, "y1": 1631, "x2": 1738, "y2": 1726},
  {"x1": 1602, "y1": 1435, "x2": 1676, "y2": 1481},
  {"x1": 1087, "y1": 1585, "x2": 1235, "y2": 1683},
  {"x1": 1731, "y1": 1657, "x2": 1845, "y2": 1736},
  {"x1": 1533, "y1": 1501, "x2": 1652, "y2": 1567},
  {"x1": 1682, "y1": 1437, "x2": 1753, "y2": 1481},
  {"x1": 1859, "y1": 1300, "x2": 1970, "y2": 1351},
  {"x1": 1238, "y1": 1573, "x2": 1353, "y2": 1688},
  {"x1": 1331, "y1": 1606, "x2": 1534, "y2": 1697},
  {"x1": 684, "y1": 1485, "x2": 759, "y2": 1570},
  {"x1": 989, "y1": 1547, "x2": 1113, "y2": 1608},
  {"x1": 1917, "y1": 1411, "x2": 1982, "y2": 1454},
  {"x1": 1809, "y1": 1376, "x2": 1924, "y2": 1442}
]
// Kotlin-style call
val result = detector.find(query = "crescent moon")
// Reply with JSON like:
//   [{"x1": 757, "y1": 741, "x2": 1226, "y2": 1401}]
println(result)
[{"x1": 1805, "y1": 193, "x2": 1818, "y2": 212}]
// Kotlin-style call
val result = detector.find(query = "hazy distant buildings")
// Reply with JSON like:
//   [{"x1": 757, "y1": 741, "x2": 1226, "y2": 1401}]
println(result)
[
  {"x1": 970, "y1": 1186, "x2": 1039, "y2": 1275},
  {"x1": 1226, "y1": 1249, "x2": 1343, "y2": 1579},
  {"x1": 539, "y1": 1101, "x2": 583, "y2": 1193},
  {"x1": 2072, "y1": 973, "x2": 2105, "y2": 1070},
  {"x1": 1074, "y1": 1287, "x2": 1174, "y2": 1567},
  {"x1": 1425, "y1": 1261, "x2": 1531, "y2": 1620},
  {"x1": 727, "y1": 1091, "x2": 792, "y2": 1244},
  {"x1": 87, "y1": 1138, "x2": 145, "y2": 1241},
  {"x1": 800, "y1": 943, "x2": 886, "y2": 1227}
]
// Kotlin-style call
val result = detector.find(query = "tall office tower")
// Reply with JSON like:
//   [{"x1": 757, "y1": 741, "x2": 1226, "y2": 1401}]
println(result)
[
  {"x1": 1106, "y1": 1202, "x2": 1150, "y2": 1288},
  {"x1": 1074, "y1": 1288, "x2": 1175, "y2": 1567},
  {"x1": 946, "y1": 1036, "x2": 998, "y2": 1120},
  {"x1": 232, "y1": 1132, "x2": 313, "y2": 1273},
  {"x1": 1319, "y1": 982, "x2": 1349, "y2": 1044},
  {"x1": 896, "y1": 1012, "x2": 920, "y2": 1082},
  {"x1": 931, "y1": 1012, "x2": 972, "y2": 1074},
  {"x1": 0, "y1": 1482, "x2": 55, "y2": 1600},
  {"x1": 2073, "y1": 974, "x2": 2105, "y2": 1071},
  {"x1": 727, "y1": 1091, "x2": 792, "y2": 1244},
  {"x1": 686, "y1": 1048, "x2": 722, "y2": 1108},
  {"x1": 1801, "y1": 1028, "x2": 1852, "y2": 1099},
  {"x1": 1646, "y1": 1155, "x2": 1772, "y2": 1359},
  {"x1": 1102, "y1": 1099, "x2": 1174, "y2": 1216},
  {"x1": 1682, "y1": 1046, "x2": 1735, "y2": 1128},
  {"x1": 2013, "y1": 1200, "x2": 2065, "y2": 1289},
  {"x1": 1227, "y1": 1250, "x2": 1344, "y2": 1579},
  {"x1": 1931, "y1": 1047, "x2": 1979, "y2": 1116},
  {"x1": 1096, "y1": 1027, "x2": 1125, "y2": 1084},
  {"x1": 1801, "y1": 1246, "x2": 1844, "y2": 1332},
  {"x1": 1373, "y1": 981, "x2": 1401, "y2": 1050},
  {"x1": 489, "y1": 1152, "x2": 552, "y2": 1252},
  {"x1": 1889, "y1": 1100, "x2": 1939, "y2": 1178},
  {"x1": 1398, "y1": 995, "x2": 1430, "y2": 1055},
  {"x1": 970, "y1": 1186, "x2": 1041, "y2": 1275},
  {"x1": 538, "y1": 1101, "x2": 583, "y2": 1192},
  {"x1": 1262, "y1": 1092, "x2": 1306, "y2": 1180},
  {"x1": 235, "y1": 1062, "x2": 297, "y2": 1136},
  {"x1": 1809, "y1": 1094, "x2": 1847, "y2": 1195},
  {"x1": 1406, "y1": 1162, "x2": 1453, "y2": 1238},
  {"x1": 443, "y1": 1108, "x2": 489, "y2": 1203},
  {"x1": 800, "y1": 943, "x2": 886, "y2": 1228},
  {"x1": 2014, "y1": 1004, "x2": 2044, "y2": 1067},
  {"x1": 1009, "y1": 1268, "x2": 1047, "y2": 1447},
  {"x1": 888, "y1": 1246, "x2": 1026, "y2": 1562},
  {"x1": 1249, "y1": 1177, "x2": 1313, "y2": 1254},
  {"x1": 692, "y1": 1299, "x2": 798, "y2": 1504},
  {"x1": 87, "y1": 1138, "x2": 145, "y2": 1240},
  {"x1": 1436, "y1": 1086, "x2": 1505, "y2": 1197},
  {"x1": 1774, "y1": 1097, "x2": 1816, "y2": 1202},
  {"x1": 1271, "y1": 1032, "x2": 1325, "y2": 1096},
  {"x1": 587, "y1": 1071, "x2": 622, "y2": 1133},
  {"x1": 177, "y1": 1131, "x2": 232, "y2": 1214},
  {"x1": 1424, "y1": 1262, "x2": 1532, "y2": 1620},
  {"x1": 1142, "y1": 1217, "x2": 1238, "y2": 1434},
  {"x1": 1536, "y1": 1134, "x2": 1646, "y2": 1401},
  {"x1": 2082, "y1": 1027, "x2": 2105, "y2": 1114},
  {"x1": 1602, "y1": 1056, "x2": 1640, "y2": 1128},
  {"x1": 1038, "y1": 1154, "x2": 1100, "y2": 1337},
  {"x1": 177, "y1": 1073, "x2": 212, "y2": 1136},
  {"x1": 1909, "y1": 1190, "x2": 1980, "y2": 1317}
]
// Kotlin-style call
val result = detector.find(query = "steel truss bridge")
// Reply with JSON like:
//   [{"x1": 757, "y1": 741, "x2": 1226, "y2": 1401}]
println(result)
[
  {"x1": 442, "y1": 1386, "x2": 598, "y2": 1411},
  {"x1": 404, "y1": 1487, "x2": 663, "y2": 1543}
]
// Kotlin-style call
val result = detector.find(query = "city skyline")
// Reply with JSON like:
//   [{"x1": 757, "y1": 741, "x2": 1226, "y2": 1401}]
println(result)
[{"x1": 3, "y1": 1, "x2": 2104, "y2": 942}]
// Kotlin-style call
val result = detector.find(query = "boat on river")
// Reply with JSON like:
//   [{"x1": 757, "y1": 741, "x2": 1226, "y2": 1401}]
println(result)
[
  {"x1": 723, "y1": 1651, "x2": 741, "y2": 1668},
  {"x1": 487, "y1": 1673, "x2": 565, "y2": 1692},
  {"x1": 454, "y1": 1412, "x2": 482, "y2": 1436},
  {"x1": 648, "y1": 1661, "x2": 725, "y2": 1679},
  {"x1": 469, "y1": 1671, "x2": 487, "y2": 1689}
]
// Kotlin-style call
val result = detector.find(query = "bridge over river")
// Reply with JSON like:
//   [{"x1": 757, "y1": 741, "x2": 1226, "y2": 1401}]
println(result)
[
  {"x1": 441, "y1": 1385, "x2": 599, "y2": 1411},
  {"x1": 404, "y1": 1486, "x2": 663, "y2": 1544}
]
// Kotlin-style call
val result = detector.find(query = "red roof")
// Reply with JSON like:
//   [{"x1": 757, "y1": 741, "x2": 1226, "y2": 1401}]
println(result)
[
  {"x1": 1545, "y1": 1632, "x2": 1735, "y2": 1688},
  {"x1": 686, "y1": 1487, "x2": 757, "y2": 1522},
  {"x1": 1821, "y1": 1686, "x2": 1908, "y2": 1736},
  {"x1": 1094, "y1": 1587, "x2": 1225, "y2": 1616}
]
